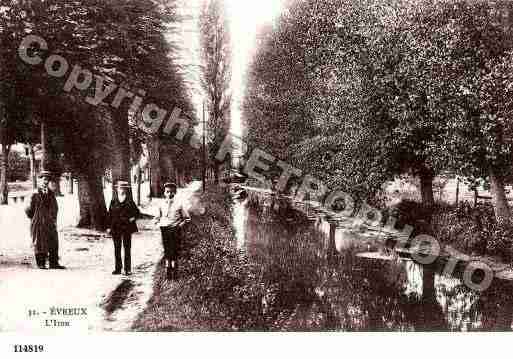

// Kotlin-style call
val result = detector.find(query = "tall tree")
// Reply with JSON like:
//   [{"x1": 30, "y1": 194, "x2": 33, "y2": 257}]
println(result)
[{"x1": 199, "y1": 0, "x2": 232, "y2": 183}]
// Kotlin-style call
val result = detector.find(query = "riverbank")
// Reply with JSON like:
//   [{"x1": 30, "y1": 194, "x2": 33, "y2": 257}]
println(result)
[
  {"x1": 131, "y1": 185, "x2": 513, "y2": 331},
  {"x1": 131, "y1": 186, "x2": 397, "y2": 331},
  {"x1": 244, "y1": 186, "x2": 513, "y2": 283},
  {"x1": 133, "y1": 186, "x2": 331, "y2": 331},
  {"x1": 132, "y1": 187, "x2": 268, "y2": 331}
]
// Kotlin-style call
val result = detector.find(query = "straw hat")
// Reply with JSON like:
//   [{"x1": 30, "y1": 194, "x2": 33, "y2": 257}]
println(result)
[
  {"x1": 38, "y1": 170, "x2": 53, "y2": 179},
  {"x1": 116, "y1": 180, "x2": 131, "y2": 189},
  {"x1": 163, "y1": 182, "x2": 177, "y2": 192}
]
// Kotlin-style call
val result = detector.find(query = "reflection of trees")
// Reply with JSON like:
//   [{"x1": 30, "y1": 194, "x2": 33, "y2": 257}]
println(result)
[
  {"x1": 416, "y1": 267, "x2": 446, "y2": 330},
  {"x1": 472, "y1": 283, "x2": 513, "y2": 331},
  {"x1": 245, "y1": 207, "x2": 332, "y2": 329},
  {"x1": 244, "y1": 205, "x2": 442, "y2": 330},
  {"x1": 436, "y1": 280, "x2": 479, "y2": 330},
  {"x1": 243, "y1": 205, "x2": 513, "y2": 331},
  {"x1": 436, "y1": 279, "x2": 513, "y2": 331}
]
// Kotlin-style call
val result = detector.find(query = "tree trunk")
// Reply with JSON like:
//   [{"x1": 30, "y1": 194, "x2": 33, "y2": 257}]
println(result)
[
  {"x1": 0, "y1": 100, "x2": 8, "y2": 205},
  {"x1": 77, "y1": 173, "x2": 108, "y2": 230},
  {"x1": 489, "y1": 169, "x2": 511, "y2": 224},
  {"x1": 110, "y1": 112, "x2": 132, "y2": 201},
  {"x1": 41, "y1": 121, "x2": 49, "y2": 171},
  {"x1": 0, "y1": 144, "x2": 10, "y2": 205},
  {"x1": 214, "y1": 163, "x2": 220, "y2": 185},
  {"x1": 67, "y1": 173, "x2": 74, "y2": 194},
  {"x1": 42, "y1": 122, "x2": 65, "y2": 196},
  {"x1": 419, "y1": 171, "x2": 435, "y2": 207},
  {"x1": 29, "y1": 145, "x2": 37, "y2": 190},
  {"x1": 136, "y1": 164, "x2": 142, "y2": 206},
  {"x1": 148, "y1": 136, "x2": 161, "y2": 198}
]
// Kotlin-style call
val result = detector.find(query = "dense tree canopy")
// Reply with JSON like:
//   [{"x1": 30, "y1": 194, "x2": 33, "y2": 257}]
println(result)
[
  {"x1": 243, "y1": 0, "x2": 513, "y2": 224},
  {"x1": 0, "y1": 0, "x2": 197, "y2": 227}
]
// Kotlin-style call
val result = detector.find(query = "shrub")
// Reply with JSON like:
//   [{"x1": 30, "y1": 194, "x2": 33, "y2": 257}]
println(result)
[
  {"x1": 1, "y1": 151, "x2": 30, "y2": 182},
  {"x1": 431, "y1": 202, "x2": 513, "y2": 261},
  {"x1": 380, "y1": 199, "x2": 513, "y2": 262}
]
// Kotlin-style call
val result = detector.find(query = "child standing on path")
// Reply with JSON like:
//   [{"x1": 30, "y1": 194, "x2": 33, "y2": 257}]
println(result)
[{"x1": 154, "y1": 183, "x2": 191, "y2": 280}]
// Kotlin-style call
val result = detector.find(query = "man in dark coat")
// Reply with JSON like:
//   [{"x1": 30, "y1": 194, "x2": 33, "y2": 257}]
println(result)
[
  {"x1": 25, "y1": 170, "x2": 65, "y2": 270},
  {"x1": 107, "y1": 181, "x2": 140, "y2": 276}
]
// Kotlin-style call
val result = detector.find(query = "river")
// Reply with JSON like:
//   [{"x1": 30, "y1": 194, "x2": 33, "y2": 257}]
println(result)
[{"x1": 232, "y1": 197, "x2": 513, "y2": 331}]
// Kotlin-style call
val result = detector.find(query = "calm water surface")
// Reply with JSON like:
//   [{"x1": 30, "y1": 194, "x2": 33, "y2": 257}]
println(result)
[{"x1": 232, "y1": 199, "x2": 513, "y2": 331}]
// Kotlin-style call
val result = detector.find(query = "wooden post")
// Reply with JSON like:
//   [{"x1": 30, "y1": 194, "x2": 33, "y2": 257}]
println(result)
[
  {"x1": 328, "y1": 221, "x2": 337, "y2": 264},
  {"x1": 28, "y1": 145, "x2": 37, "y2": 190},
  {"x1": 202, "y1": 101, "x2": 206, "y2": 193},
  {"x1": 148, "y1": 165, "x2": 152, "y2": 200},
  {"x1": 455, "y1": 177, "x2": 460, "y2": 206},
  {"x1": 148, "y1": 136, "x2": 161, "y2": 199}
]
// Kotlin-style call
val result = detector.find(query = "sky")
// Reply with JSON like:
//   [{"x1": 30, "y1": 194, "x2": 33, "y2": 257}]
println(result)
[
  {"x1": 177, "y1": 0, "x2": 284, "y2": 139},
  {"x1": 224, "y1": 0, "x2": 284, "y2": 139}
]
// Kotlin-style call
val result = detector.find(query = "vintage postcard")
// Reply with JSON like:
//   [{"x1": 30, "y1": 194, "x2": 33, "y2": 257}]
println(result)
[{"x1": 1, "y1": 0, "x2": 513, "y2": 355}]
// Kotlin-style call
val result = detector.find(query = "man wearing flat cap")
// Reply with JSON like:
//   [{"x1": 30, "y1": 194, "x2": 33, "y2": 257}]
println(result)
[
  {"x1": 107, "y1": 180, "x2": 140, "y2": 276},
  {"x1": 25, "y1": 170, "x2": 65, "y2": 270}
]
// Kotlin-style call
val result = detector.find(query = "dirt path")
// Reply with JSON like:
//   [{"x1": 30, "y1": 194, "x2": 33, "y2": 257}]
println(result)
[
  {"x1": 0, "y1": 198, "x2": 163, "y2": 332},
  {"x1": 0, "y1": 181, "x2": 203, "y2": 332}
]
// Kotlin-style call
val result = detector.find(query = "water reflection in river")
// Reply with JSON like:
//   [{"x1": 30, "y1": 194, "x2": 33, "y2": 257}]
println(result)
[
  {"x1": 232, "y1": 200, "x2": 248, "y2": 249},
  {"x1": 231, "y1": 199, "x2": 513, "y2": 331}
]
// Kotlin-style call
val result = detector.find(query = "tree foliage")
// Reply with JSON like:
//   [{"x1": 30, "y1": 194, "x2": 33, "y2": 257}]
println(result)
[
  {"x1": 199, "y1": 0, "x2": 232, "y2": 181},
  {"x1": 243, "y1": 0, "x2": 513, "y2": 223},
  {"x1": 0, "y1": 0, "x2": 196, "y2": 225}
]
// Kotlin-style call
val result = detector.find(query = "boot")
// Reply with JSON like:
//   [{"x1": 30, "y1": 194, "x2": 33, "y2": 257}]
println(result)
[
  {"x1": 172, "y1": 261, "x2": 179, "y2": 280},
  {"x1": 36, "y1": 254, "x2": 47, "y2": 269},
  {"x1": 166, "y1": 265, "x2": 173, "y2": 280},
  {"x1": 49, "y1": 249, "x2": 65, "y2": 269},
  {"x1": 49, "y1": 263, "x2": 66, "y2": 270}
]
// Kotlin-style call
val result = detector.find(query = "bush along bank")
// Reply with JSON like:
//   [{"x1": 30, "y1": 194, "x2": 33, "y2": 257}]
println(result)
[{"x1": 384, "y1": 200, "x2": 513, "y2": 263}]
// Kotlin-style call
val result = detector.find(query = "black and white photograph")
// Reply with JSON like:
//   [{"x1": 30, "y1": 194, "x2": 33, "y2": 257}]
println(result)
[{"x1": 1, "y1": 0, "x2": 513, "y2": 349}]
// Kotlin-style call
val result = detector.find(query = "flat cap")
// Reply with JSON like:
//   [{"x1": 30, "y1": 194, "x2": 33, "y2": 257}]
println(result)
[
  {"x1": 163, "y1": 182, "x2": 177, "y2": 191},
  {"x1": 116, "y1": 180, "x2": 131, "y2": 188},
  {"x1": 38, "y1": 170, "x2": 53, "y2": 179}
]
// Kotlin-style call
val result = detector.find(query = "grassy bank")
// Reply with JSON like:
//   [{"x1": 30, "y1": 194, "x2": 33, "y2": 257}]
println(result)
[
  {"x1": 132, "y1": 188, "x2": 269, "y2": 331},
  {"x1": 132, "y1": 187, "x2": 349, "y2": 331},
  {"x1": 130, "y1": 187, "x2": 513, "y2": 331}
]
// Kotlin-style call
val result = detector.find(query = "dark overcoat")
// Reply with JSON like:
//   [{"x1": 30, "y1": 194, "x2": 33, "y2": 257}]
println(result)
[
  {"x1": 25, "y1": 189, "x2": 58, "y2": 254},
  {"x1": 107, "y1": 198, "x2": 140, "y2": 236}
]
